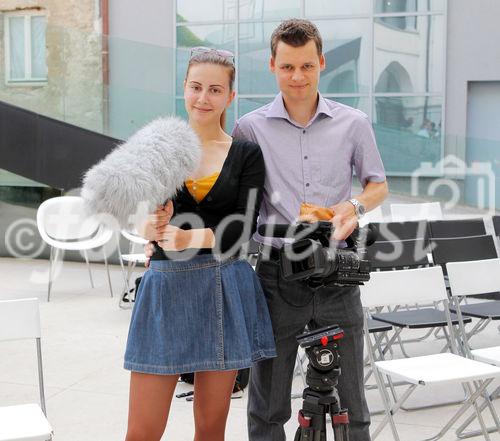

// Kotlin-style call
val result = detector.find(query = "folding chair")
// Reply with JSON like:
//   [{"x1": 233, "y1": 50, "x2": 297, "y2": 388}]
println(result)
[
  {"x1": 429, "y1": 218, "x2": 486, "y2": 239},
  {"x1": 361, "y1": 266, "x2": 500, "y2": 441},
  {"x1": 431, "y1": 235, "x2": 500, "y2": 340},
  {"x1": 0, "y1": 298, "x2": 53, "y2": 441},
  {"x1": 446, "y1": 258, "x2": 500, "y2": 439}
]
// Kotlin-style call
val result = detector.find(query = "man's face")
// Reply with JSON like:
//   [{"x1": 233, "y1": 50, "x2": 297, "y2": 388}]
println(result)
[{"x1": 270, "y1": 40, "x2": 325, "y2": 103}]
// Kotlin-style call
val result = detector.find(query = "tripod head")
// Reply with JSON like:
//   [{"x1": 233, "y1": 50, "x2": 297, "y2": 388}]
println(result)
[{"x1": 297, "y1": 324, "x2": 344, "y2": 392}]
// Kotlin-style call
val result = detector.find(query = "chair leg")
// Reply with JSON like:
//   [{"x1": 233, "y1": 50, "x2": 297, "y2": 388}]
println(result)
[
  {"x1": 47, "y1": 247, "x2": 54, "y2": 302},
  {"x1": 83, "y1": 250, "x2": 95, "y2": 288},
  {"x1": 103, "y1": 247, "x2": 113, "y2": 298}
]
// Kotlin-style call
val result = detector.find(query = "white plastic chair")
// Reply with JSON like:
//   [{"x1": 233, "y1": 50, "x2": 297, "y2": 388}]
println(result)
[
  {"x1": 36, "y1": 196, "x2": 114, "y2": 301},
  {"x1": 117, "y1": 229, "x2": 148, "y2": 308},
  {"x1": 361, "y1": 266, "x2": 500, "y2": 441},
  {"x1": 390, "y1": 202, "x2": 443, "y2": 222},
  {"x1": 0, "y1": 298, "x2": 53, "y2": 441},
  {"x1": 447, "y1": 258, "x2": 500, "y2": 439}
]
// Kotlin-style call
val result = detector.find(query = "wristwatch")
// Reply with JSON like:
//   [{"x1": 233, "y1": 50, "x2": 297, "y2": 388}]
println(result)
[{"x1": 348, "y1": 198, "x2": 366, "y2": 219}]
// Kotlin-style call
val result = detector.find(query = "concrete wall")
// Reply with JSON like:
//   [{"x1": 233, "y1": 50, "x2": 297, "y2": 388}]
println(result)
[{"x1": 0, "y1": 0, "x2": 103, "y2": 134}]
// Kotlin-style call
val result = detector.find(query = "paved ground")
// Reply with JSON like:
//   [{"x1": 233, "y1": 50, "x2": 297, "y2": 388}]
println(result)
[{"x1": 2, "y1": 255, "x2": 500, "y2": 441}]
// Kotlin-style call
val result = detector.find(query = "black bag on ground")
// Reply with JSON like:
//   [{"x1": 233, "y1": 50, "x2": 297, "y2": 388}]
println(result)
[{"x1": 181, "y1": 369, "x2": 250, "y2": 393}]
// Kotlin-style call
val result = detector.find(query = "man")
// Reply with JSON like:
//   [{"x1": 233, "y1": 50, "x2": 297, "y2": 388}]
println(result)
[{"x1": 232, "y1": 19, "x2": 388, "y2": 441}]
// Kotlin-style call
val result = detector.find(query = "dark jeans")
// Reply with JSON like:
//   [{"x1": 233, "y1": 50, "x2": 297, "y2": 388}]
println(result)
[{"x1": 248, "y1": 257, "x2": 371, "y2": 441}]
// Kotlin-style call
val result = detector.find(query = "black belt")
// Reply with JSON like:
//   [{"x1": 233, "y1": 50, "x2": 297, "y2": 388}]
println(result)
[{"x1": 259, "y1": 245, "x2": 281, "y2": 262}]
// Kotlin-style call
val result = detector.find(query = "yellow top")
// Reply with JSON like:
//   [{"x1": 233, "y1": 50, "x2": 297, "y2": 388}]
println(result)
[{"x1": 185, "y1": 172, "x2": 220, "y2": 202}]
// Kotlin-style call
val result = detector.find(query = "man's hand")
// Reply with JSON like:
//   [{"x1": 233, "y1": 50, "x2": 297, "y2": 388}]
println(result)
[
  {"x1": 139, "y1": 200, "x2": 174, "y2": 241},
  {"x1": 330, "y1": 201, "x2": 358, "y2": 241}
]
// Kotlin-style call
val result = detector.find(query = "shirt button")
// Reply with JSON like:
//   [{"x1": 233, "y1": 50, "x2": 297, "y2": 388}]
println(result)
[
  {"x1": 306, "y1": 183, "x2": 310, "y2": 187},
  {"x1": 304, "y1": 155, "x2": 308, "y2": 160},
  {"x1": 302, "y1": 129, "x2": 306, "y2": 134}
]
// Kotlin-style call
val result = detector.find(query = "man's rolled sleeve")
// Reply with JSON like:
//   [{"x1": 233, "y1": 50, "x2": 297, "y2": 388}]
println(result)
[{"x1": 353, "y1": 115, "x2": 387, "y2": 187}]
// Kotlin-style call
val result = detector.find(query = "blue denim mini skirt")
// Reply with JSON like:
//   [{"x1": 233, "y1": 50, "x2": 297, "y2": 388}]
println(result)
[{"x1": 124, "y1": 254, "x2": 276, "y2": 374}]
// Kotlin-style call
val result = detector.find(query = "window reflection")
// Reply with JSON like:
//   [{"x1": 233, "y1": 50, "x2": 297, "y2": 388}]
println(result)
[
  {"x1": 176, "y1": 24, "x2": 236, "y2": 94},
  {"x1": 375, "y1": 0, "x2": 445, "y2": 13},
  {"x1": 316, "y1": 20, "x2": 370, "y2": 94},
  {"x1": 176, "y1": 0, "x2": 235, "y2": 23},
  {"x1": 239, "y1": 0, "x2": 301, "y2": 20},
  {"x1": 305, "y1": 0, "x2": 370, "y2": 16},
  {"x1": 374, "y1": 15, "x2": 444, "y2": 93},
  {"x1": 238, "y1": 22, "x2": 278, "y2": 95},
  {"x1": 374, "y1": 97, "x2": 442, "y2": 173}
]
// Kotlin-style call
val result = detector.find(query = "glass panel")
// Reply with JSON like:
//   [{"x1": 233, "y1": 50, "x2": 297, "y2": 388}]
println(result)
[
  {"x1": 238, "y1": 97, "x2": 273, "y2": 118},
  {"x1": 316, "y1": 19, "x2": 371, "y2": 94},
  {"x1": 329, "y1": 96, "x2": 370, "y2": 115},
  {"x1": 374, "y1": 15, "x2": 444, "y2": 93},
  {"x1": 177, "y1": 0, "x2": 235, "y2": 22},
  {"x1": 239, "y1": 22, "x2": 279, "y2": 95},
  {"x1": 373, "y1": 96, "x2": 442, "y2": 174},
  {"x1": 305, "y1": 0, "x2": 371, "y2": 16},
  {"x1": 30, "y1": 16, "x2": 47, "y2": 79},
  {"x1": 9, "y1": 17, "x2": 26, "y2": 80},
  {"x1": 240, "y1": 0, "x2": 301, "y2": 20},
  {"x1": 176, "y1": 24, "x2": 236, "y2": 95},
  {"x1": 375, "y1": 0, "x2": 445, "y2": 13},
  {"x1": 175, "y1": 98, "x2": 235, "y2": 133}
]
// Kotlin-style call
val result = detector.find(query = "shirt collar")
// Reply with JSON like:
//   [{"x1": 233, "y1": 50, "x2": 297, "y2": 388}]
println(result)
[{"x1": 265, "y1": 92, "x2": 334, "y2": 125}]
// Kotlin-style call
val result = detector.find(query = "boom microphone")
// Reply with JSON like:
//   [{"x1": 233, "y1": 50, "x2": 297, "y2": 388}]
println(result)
[{"x1": 81, "y1": 117, "x2": 201, "y2": 228}]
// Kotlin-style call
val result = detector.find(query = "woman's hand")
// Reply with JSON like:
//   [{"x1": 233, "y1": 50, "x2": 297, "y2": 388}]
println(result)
[
  {"x1": 157, "y1": 225, "x2": 193, "y2": 252},
  {"x1": 139, "y1": 201, "x2": 174, "y2": 241}
]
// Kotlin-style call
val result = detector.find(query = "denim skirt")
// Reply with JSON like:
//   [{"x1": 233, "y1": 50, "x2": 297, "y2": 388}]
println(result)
[{"x1": 124, "y1": 254, "x2": 277, "y2": 374}]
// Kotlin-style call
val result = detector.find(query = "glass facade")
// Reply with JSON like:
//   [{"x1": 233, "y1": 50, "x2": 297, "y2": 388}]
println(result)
[{"x1": 175, "y1": 0, "x2": 446, "y2": 176}]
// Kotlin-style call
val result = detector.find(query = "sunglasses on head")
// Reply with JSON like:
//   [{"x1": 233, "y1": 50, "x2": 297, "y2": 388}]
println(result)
[{"x1": 189, "y1": 46, "x2": 235, "y2": 64}]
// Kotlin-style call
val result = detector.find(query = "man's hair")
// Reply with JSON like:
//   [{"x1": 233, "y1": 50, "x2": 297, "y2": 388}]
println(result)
[{"x1": 270, "y1": 19, "x2": 323, "y2": 58}]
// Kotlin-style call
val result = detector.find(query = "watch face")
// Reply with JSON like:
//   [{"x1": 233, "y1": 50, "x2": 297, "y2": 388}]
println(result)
[{"x1": 358, "y1": 204, "x2": 366, "y2": 217}]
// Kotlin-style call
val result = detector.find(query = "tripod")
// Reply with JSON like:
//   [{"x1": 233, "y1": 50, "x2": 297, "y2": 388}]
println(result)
[{"x1": 294, "y1": 325, "x2": 350, "y2": 441}]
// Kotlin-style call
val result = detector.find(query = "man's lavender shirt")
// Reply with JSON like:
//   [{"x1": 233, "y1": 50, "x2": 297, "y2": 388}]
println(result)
[{"x1": 232, "y1": 92, "x2": 386, "y2": 247}]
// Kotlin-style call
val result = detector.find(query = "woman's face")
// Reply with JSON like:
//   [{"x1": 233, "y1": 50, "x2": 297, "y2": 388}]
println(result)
[{"x1": 184, "y1": 63, "x2": 234, "y2": 126}]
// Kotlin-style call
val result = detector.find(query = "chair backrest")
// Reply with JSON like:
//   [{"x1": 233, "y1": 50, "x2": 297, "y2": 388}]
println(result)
[
  {"x1": 447, "y1": 258, "x2": 500, "y2": 297},
  {"x1": 373, "y1": 220, "x2": 430, "y2": 242},
  {"x1": 121, "y1": 229, "x2": 148, "y2": 245},
  {"x1": 431, "y1": 235, "x2": 498, "y2": 265},
  {"x1": 0, "y1": 298, "x2": 41, "y2": 341},
  {"x1": 359, "y1": 206, "x2": 384, "y2": 227},
  {"x1": 37, "y1": 196, "x2": 100, "y2": 242},
  {"x1": 493, "y1": 215, "x2": 500, "y2": 237},
  {"x1": 360, "y1": 266, "x2": 447, "y2": 308},
  {"x1": 429, "y1": 218, "x2": 486, "y2": 239},
  {"x1": 364, "y1": 239, "x2": 430, "y2": 270},
  {"x1": 390, "y1": 202, "x2": 443, "y2": 222}
]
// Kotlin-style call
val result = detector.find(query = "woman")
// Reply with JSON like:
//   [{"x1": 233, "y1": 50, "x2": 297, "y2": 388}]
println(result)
[{"x1": 123, "y1": 47, "x2": 276, "y2": 441}]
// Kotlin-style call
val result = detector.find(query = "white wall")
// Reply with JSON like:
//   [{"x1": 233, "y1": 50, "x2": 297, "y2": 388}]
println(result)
[{"x1": 445, "y1": 0, "x2": 500, "y2": 142}]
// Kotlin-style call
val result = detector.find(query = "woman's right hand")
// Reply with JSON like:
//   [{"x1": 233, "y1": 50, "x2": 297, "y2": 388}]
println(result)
[
  {"x1": 139, "y1": 201, "x2": 174, "y2": 241},
  {"x1": 144, "y1": 241, "x2": 155, "y2": 268}
]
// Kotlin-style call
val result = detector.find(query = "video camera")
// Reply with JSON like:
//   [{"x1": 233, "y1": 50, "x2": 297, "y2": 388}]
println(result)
[{"x1": 258, "y1": 221, "x2": 377, "y2": 289}]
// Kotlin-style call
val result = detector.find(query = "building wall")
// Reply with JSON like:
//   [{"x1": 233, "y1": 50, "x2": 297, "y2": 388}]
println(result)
[
  {"x1": 0, "y1": 0, "x2": 103, "y2": 134},
  {"x1": 445, "y1": 0, "x2": 500, "y2": 149}
]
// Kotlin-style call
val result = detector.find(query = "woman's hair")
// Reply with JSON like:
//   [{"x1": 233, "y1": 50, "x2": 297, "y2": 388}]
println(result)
[{"x1": 185, "y1": 51, "x2": 235, "y2": 130}]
